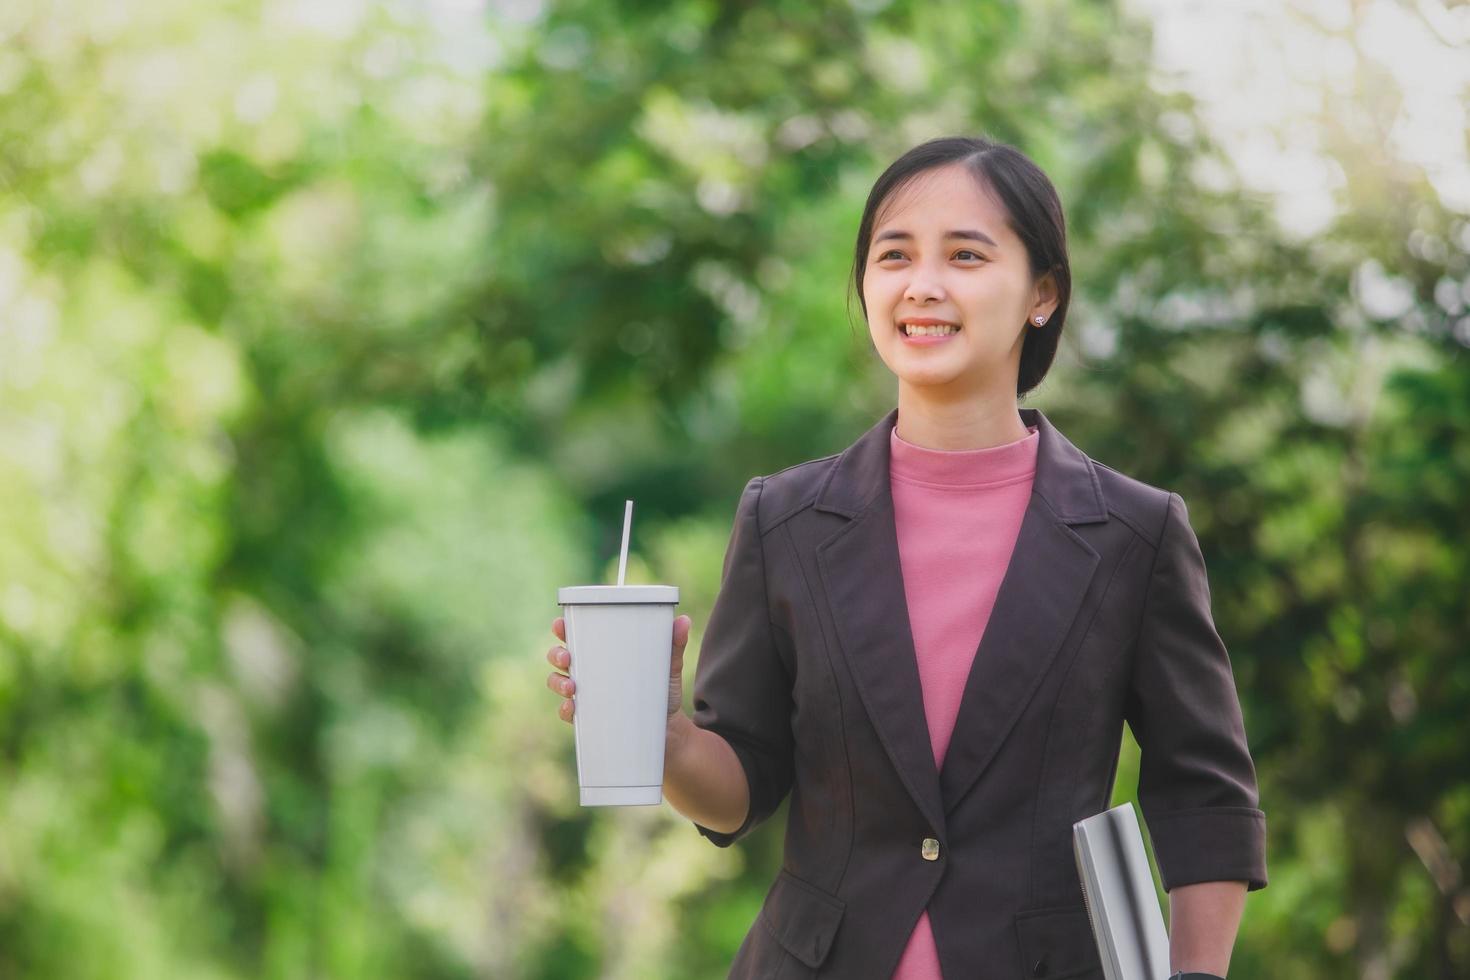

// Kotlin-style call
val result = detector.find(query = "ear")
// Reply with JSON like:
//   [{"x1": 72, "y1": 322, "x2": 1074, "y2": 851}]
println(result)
[{"x1": 1030, "y1": 269, "x2": 1060, "y2": 324}]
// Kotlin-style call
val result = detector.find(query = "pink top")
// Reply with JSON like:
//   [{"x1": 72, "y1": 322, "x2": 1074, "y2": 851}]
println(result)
[{"x1": 887, "y1": 417, "x2": 1040, "y2": 980}]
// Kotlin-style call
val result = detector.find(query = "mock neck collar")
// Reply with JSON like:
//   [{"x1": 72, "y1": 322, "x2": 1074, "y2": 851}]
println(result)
[
  {"x1": 889, "y1": 420, "x2": 1038, "y2": 489},
  {"x1": 814, "y1": 406, "x2": 1108, "y2": 524}
]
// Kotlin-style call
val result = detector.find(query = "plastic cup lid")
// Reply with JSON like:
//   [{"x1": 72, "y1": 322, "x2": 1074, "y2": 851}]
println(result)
[{"x1": 558, "y1": 585, "x2": 679, "y2": 605}]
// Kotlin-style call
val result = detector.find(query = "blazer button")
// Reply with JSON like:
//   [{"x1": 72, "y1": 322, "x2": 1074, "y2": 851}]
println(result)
[{"x1": 921, "y1": 837, "x2": 940, "y2": 861}]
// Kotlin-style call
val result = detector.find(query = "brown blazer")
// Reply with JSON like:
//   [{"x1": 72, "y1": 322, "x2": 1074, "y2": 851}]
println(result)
[{"x1": 688, "y1": 406, "x2": 1268, "y2": 980}]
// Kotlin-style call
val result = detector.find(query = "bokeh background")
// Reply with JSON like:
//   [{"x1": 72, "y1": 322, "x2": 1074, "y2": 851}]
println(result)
[{"x1": 2, "y1": 0, "x2": 1468, "y2": 977}]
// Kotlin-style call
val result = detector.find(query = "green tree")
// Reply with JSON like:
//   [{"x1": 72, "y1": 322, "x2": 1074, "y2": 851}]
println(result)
[{"x1": 1, "y1": 0, "x2": 1467, "y2": 977}]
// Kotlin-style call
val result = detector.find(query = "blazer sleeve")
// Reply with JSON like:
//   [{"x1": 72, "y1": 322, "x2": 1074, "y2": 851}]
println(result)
[
  {"x1": 688, "y1": 475, "x2": 796, "y2": 847},
  {"x1": 1125, "y1": 490, "x2": 1269, "y2": 892}
]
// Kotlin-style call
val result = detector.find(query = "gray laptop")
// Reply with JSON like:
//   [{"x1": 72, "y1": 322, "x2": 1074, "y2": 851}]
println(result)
[{"x1": 1072, "y1": 802, "x2": 1172, "y2": 980}]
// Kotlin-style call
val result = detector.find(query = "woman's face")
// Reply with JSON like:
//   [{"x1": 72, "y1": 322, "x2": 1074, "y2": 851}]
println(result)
[{"x1": 862, "y1": 163, "x2": 1054, "y2": 397}]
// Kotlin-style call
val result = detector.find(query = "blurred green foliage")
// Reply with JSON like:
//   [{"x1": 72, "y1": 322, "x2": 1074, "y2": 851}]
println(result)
[{"x1": 1, "y1": 0, "x2": 1467, "y2": 977}]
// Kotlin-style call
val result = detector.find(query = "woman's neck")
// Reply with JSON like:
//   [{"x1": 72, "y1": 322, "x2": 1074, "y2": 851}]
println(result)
[{"x1": 893, "y1": 391, "x2": 1031, "y2": 451}]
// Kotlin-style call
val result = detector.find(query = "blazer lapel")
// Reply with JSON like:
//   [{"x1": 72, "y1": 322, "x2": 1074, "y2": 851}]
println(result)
[
  {"x1": 818, "y1": 460, "x2": 946, "y2": 836},
  {"x1": 815, "y1": 406, "x2": 1109, "y2": 831}
]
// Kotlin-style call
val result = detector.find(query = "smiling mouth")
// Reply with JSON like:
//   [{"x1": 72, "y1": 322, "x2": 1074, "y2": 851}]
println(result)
[{"x1": 898, "y1": 322, "x2": 962, "y2": 338}]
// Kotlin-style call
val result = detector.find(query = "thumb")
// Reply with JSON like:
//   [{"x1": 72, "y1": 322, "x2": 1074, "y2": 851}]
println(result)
[{"x1": 672, "y1": 615, "x2": 692, "y2": 655}]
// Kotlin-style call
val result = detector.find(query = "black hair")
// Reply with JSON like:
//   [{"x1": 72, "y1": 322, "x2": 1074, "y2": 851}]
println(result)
[{"x1": 849, "y1": 135, "x2": 1071, "y2": 399}]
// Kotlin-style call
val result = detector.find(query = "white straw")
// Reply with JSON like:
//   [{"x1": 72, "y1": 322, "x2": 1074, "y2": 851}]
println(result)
[{"x1": 616, "y1": 499, "x2": 633, "y2": 586}]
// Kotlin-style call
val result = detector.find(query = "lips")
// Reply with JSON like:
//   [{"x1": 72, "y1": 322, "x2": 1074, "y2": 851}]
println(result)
[
  {"x1": 897, "y1": 316, "x2": 962, "y2": 337},
  {"x1": 897, "y1": 321, "x2": 962, "y2": 336},
  {"x1": 897, "y1": 323, "x2": 962, "y2": 346}
]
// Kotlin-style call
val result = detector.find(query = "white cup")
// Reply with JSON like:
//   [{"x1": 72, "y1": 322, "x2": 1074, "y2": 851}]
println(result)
[{"x1": 557, "y1": 584, "x2": 680, "y2": 806}]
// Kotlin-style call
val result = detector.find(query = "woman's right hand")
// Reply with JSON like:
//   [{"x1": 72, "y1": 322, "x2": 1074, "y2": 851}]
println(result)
[{"x1": 547, "y1": 614, "x2": 694, "y2": 725}]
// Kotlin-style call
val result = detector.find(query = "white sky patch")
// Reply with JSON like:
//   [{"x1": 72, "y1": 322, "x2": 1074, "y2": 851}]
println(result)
[
  {"x1": 1126, "y1": 0, "x2": 1470, "y2": 230},
  {"x1": 265, "y1": 0, "x2": 368, "y2": 38}
]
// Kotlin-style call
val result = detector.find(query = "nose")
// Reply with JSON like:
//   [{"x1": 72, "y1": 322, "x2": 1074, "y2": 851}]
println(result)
[{"x1": 903, "y1": 267, "x2": 946, "y2": 305}]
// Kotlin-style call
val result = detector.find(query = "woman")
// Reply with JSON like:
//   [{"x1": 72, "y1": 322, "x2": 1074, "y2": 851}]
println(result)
[{"x1": 546, "y1": 136, "x2": 1267, "y2": 980}]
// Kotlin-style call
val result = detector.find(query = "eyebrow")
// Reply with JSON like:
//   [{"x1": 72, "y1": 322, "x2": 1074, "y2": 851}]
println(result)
[{"x1": 873, "y1": 228, "x2": 999, "y2": 247}]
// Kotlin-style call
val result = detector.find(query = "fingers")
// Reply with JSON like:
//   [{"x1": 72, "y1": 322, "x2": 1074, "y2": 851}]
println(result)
[
  {"x1": 669, "y1": 617, "x2": 691, "y2": 682},
  {"x1": 546, "y1": 664, "x2": 574, "y2": 725},
  {"x1": 546, "y1": 669, "x2": 574, "y2": 697},
  {"x1": 547, "y1": 625, "x2": 574, "y2": 725}
]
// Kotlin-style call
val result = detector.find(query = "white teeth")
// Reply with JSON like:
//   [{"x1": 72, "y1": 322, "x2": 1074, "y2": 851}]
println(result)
[{"x1": 902, "y1": 323, "x2": 959, "y2": 337}]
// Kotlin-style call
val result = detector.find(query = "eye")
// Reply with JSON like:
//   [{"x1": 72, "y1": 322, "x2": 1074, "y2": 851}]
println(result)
[{"x1": 873, "y1": 248, "x2": 985, "y2": 262}]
